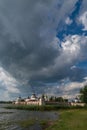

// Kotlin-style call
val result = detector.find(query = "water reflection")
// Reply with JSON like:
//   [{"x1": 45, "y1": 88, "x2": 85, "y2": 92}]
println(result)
[{"x1": 0, "y1": 104, "x2": 58, "y2": 130}]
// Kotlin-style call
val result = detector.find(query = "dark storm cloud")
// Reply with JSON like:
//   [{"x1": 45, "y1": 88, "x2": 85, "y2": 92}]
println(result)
[
  {"x1": 0, "y1": 0, "x2": 77, "y2": 78},
  {"x1": 0, "y1": 0, "x2": 60, "y2": 79}
]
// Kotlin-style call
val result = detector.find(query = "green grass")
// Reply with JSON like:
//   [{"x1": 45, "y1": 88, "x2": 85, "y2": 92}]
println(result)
[
  {"x1": 17, "y1": 119, "x2": 50, "y2": 129},
  {"x1": 46, "y1": 109, "x2": 87, "y2": 130},
  {"x1": 5, "y1": 104, "x2": 85, "y2": 111},
  {"x1": 39, "y1": 120, "x2": 51, "y2": 129},
  {"x1": 17, "y1": 119, "x2": 36, "y2": 128}
]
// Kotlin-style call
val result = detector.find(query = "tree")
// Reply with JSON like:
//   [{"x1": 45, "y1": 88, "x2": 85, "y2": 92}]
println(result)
[
  {"x1": 49, "y1": 96, "x2": 55, "y2": 101},
  {"x1": 41, "y1": 94, "x2": 45, "y2": 99},
  {"x1": 55, "y1": 97, "x2": 64, "y2": 102},
  {"x1": 80, "y1": 85, "x2": 87, "y2": 103}
]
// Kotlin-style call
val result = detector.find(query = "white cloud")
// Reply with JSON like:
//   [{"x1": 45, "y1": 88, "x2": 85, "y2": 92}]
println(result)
[
  {"x1": 61, "y1": 78, "x2": 87, "y2": 99},
  {"x1": 70, "y1": 65, "x2": 77, "y2": 70},
  {"x1": 33, "y1": 34, "x2": 87, "y2": 81},
  {"x1": 65, "y1": 17, "x2": 72, "y2": 25},
  {"x1": 79, "y1": 11, "x2": 87, "y2": 30},
  {"x1": 51, "y1": 35, "x2": 86, "y2": 71},
  {"x1": 63, "y1": 81, "x2": 84, "y2": 91},
  {"x1": 0, "y1": 66, "x2": 20, "y2": 100},
  {"x1": 45, "y1": 77, "x2": 87, "y2": 99},
  {"x1": 62, "y1": 35, "x2": 80, "y2": 54}
]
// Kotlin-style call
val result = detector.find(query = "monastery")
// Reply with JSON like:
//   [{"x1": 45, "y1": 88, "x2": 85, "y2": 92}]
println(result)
[
  {"x1": 14, "y1": 93, "x2": 45, "y2": 106},
  {"x1": 14, "y1": 93, "x2": 85, "y2": 107}
]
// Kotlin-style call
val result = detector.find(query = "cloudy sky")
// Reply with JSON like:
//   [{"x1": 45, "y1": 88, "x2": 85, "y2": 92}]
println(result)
[{"x1": 0, "y1": 0, "x2": 87, "y2": 100}]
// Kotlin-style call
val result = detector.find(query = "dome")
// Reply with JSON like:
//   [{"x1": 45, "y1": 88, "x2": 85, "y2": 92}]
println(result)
[
  {"x1": 30, "y1": 93, "x2": 37, "y2": 100},
  {"x1": 16, "y1": 96, "x2": 22, "y2": 102}
]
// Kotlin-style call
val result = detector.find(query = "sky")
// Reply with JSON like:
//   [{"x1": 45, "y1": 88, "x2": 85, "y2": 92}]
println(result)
[{"x1": 0, "y1": 0, "x2": 87, "y2": 100}]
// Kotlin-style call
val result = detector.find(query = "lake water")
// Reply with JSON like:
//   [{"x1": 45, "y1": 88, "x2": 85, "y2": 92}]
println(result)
[{"x1": 0, "y1": 104, "x2": 58, "y2": 130}]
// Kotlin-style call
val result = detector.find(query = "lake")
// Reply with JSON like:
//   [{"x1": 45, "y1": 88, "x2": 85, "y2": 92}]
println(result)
[{"x1": 0, "y1": 104, "x2": 58, "y2": 130}]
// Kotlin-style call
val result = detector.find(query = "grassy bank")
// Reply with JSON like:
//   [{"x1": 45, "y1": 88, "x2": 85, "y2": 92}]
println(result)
[
  {"x1": 46, "y1": 109, "x2": 87, "y2": 130},
  {"x1": 5, "y1": 104, "x2": 85, "y2": 111},
  {"x1": 17, "y1": 119, "x2": 50, "y2": 129}
]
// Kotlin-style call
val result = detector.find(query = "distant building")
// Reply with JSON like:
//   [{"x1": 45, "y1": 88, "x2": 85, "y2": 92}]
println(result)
[
  {"x1": 70, "y1": 102, "x2": 85, "y2": 107},
  {"x1": 70, "y1": 97, "x2": 85, "y2": 107},
  {"x1": 14, "y1": 93, "x2": 45, "y2": 106}
]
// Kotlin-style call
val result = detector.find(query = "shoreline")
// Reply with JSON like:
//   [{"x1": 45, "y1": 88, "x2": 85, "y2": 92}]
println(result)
[{"x1": 4, "y1": 104, "x2": 86, "y2": 111}]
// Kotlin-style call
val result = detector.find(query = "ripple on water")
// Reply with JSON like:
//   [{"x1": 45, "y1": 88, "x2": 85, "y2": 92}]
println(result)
[{"x1": 0, "y1": 104, "x2": 58, "y2": 130}]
